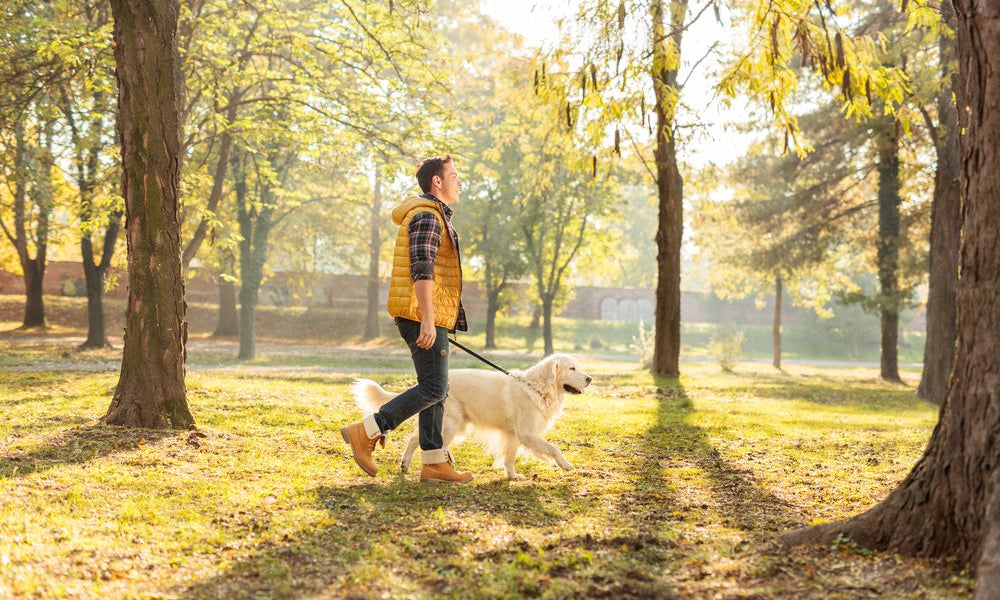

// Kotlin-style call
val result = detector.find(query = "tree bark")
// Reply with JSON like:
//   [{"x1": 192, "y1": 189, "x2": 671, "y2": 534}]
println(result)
[
  {"x1": 876, "y1": 118, "x2": 902, "y2": 383},
  {"x1": 918, "y1": 0, "x2": 961, "y2": 404},
  {"x1": 103, "y1": 0, "x2": 193, "y2": 429},
  {"x1": 650, "y1": 0, "x2": 688, "y2": 377},
  {"x1": 363, "y1": 162, "x2": 382, "y2": 340},
  {"x1": 780, "y1": 3, "x2": 1000, "y2": 595},
  {"x1": 773, "y1": 271, "x2": 782, "y2": 369}
]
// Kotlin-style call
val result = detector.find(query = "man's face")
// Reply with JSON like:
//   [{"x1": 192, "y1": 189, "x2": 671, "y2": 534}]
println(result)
[{"x1": 434, "y1": 162, "x2": 462, "y2": 204}]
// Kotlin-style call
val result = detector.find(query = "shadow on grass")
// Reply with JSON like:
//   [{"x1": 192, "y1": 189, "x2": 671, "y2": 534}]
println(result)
[
  {"x1": 0, "y1": 424, "x2": 177, "y2": 479},
  {"x1": 176, "y1": 475, "x2": 575, "y2": 599}
]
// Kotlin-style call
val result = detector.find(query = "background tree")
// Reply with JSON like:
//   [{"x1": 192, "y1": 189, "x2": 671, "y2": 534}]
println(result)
[{"x1": 103, "y1": 0, "x2": 193, "y2": 429}]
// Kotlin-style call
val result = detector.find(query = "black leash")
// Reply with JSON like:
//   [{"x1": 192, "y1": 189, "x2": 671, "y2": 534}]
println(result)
[{"x1": 448, "y1": 337, "x2": 512, "y2": 376}]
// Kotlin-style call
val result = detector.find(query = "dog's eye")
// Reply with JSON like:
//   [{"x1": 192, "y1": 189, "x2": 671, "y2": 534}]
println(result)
[{"x1": 569, "y1": 366, "x2": 576, "y2": 371}]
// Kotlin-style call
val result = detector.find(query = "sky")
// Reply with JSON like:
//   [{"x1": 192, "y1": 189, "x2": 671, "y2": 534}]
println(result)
[{"x1": 477, "y1": 0, "x2": 757, "y2": 173}]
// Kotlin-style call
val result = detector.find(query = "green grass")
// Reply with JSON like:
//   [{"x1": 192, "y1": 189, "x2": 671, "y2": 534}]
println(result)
[{"x1": 0, "y1": 344, "x2": 972, "y2": 599}]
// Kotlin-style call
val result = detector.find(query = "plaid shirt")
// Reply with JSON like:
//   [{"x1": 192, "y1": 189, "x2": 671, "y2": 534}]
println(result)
[{"x1": 408, "y1": 193, "x2": 467, "y2": 332}]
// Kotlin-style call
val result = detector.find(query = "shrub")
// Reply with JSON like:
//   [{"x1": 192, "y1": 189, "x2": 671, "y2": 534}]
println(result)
[{"x1": 709, "y1": 329, "x2": 744, "y2": 372}]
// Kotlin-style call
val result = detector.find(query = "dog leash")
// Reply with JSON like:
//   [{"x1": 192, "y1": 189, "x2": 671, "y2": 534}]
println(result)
[{"x1": 447, "y1": 337, "x2": 512, "y2": 377}]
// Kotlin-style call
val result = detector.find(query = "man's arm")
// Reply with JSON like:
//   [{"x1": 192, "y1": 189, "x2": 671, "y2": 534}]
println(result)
[
  {"x1": 409, "y1": 212, "x2": 441, "y2": 349},
  {"x1": 414, "y1": 280, "x2": 436, "y2": 349}
]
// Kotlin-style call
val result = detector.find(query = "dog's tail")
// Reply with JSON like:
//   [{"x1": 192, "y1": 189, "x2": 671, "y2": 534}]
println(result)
[{"x1": 351, "y1": 378, "x2": 398, "y2": 414}]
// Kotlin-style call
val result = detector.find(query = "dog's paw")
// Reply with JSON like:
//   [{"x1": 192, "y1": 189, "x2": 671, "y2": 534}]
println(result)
[
  {"x1": 560, "y1": 462, "x2": 575, "y2": 471},
  {"x1": 507, "y1": 473, "x2": 526, "y2": 480},
  {"x1": 400, "y1": 460, "x2": 411, "y2": 474}
]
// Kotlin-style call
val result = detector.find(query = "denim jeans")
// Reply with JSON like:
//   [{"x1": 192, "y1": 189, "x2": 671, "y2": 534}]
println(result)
[{"x1": 372, "y1": 317, "x2": 449, "y2": 450}]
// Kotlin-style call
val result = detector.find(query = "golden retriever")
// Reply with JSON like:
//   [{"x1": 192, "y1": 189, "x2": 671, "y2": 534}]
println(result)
[{"x1": 352, "y1": 353, "x2": 592, "y2": 479}]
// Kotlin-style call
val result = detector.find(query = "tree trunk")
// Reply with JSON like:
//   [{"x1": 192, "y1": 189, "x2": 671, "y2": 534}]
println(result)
[
  {"x1": 363, "y1": 163, "x2": 382, "y2": 340},
  {"x1": 213, "y1": 276, "x2": 239, "y2": 337},
  {"x1": 234, "y1": 150, "x2": 276, "y2": 361},
  {"x1": 542, "y1": 296, "x2": 554, "y2": 356},
  {"x1": 21, "y1": 262, "x2": 46, "y2": 329},
  {"x1": 8, "y1": 118, "x2": 49, "y2": 329},
  {"x1": 485, "y1": 289, "x2": 500, "y2": 349},
  {"x1": 81, "y1": 259, "x2": 107, "y2": 348},
  {"x1": 773, "y1": 271, "x2": 782, "y2": 369},
  {"x1": 781, "y1": 4, "x2": 1000, "y2": 595},
  {"x1": 918, "y1": 0, "x2": 961, "y2": 404},
  {"x1": 103, "y1": 0, "x2": 193, "y2": 429},
  {"x1": 650, "y1": 0, "x2": 688, "y2": 378},
  {"x1": 876, "y1": 118, "x2": 902, "y2": 383}
]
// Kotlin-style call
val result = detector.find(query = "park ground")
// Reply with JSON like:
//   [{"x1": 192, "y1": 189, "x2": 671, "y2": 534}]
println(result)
[{"x1": 0, "y1": 295, "x2": 973, "y2": 599}]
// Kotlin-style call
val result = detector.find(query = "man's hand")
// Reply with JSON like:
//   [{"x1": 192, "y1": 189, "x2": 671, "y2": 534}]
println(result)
[
  {"x1": 414, "y1": 279, "x2": 436, "y2": 349},
  {"x1": 417, "y1": 317, "x2": 437, "y2": 349}
]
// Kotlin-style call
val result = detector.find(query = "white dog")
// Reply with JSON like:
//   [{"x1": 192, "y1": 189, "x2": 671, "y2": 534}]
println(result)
[{"x1": 352, "y1": 353, "x2": 592, "y2": 479}]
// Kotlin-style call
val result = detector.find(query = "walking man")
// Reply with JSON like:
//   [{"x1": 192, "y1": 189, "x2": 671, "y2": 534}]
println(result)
[{"x1": 341, "y1": 155, "x2": 474, "y2": 483}]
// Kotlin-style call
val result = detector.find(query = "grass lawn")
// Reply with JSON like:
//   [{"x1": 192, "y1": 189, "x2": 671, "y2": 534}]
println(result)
[{"x1": 0, "y1": 340, "x2": 971, "y2": 599}]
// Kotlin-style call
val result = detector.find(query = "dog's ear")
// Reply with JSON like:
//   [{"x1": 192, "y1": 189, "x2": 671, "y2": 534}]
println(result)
[{"x1": 549, "y1": 357, "x2": 562, "y2": 381}]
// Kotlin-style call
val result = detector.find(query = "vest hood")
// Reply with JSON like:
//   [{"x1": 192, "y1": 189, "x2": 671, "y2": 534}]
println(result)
[{"x1": 391, "y1": 196, "x2": 440, "y2": 225}]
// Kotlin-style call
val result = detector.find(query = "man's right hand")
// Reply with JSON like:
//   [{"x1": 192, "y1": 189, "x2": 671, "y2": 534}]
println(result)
[{"x1": 417, "y1": 317, "x2": 437, "y2": 349}]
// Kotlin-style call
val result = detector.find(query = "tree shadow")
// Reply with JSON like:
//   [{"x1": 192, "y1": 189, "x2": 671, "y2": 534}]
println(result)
[
  {"x1": 176, "y1": 472, "x2": 574, "y2": 599},
  {"x1": 0, "y1": 424, "x2": 177, "y2": 479}
]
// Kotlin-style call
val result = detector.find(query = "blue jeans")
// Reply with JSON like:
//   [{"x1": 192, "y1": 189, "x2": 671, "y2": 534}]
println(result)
[{"x1": 372, "y1": 317, "x2": 449, "y2": 450}]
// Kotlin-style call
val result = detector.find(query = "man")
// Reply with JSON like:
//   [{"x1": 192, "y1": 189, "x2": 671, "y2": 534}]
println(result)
[{"x1": 341, "y1": 155, "x2": 473, "y2": 483}]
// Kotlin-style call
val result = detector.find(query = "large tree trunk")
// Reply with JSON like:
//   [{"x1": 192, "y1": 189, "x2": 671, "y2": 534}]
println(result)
[
  {"x1": 650, "y1": 0, "x2": 688, "y2": 378},
  {"x1": 876, "y1": 118, "x2": 902, "y2": 383},
  {"x1": 363, "y1": 163, "x2": 382, "y2": 340},
  {"x1": 781, "y1": 3, "x2": 1000, "y2": 596},
  {"x1": 772, "y1": 271, "x2": 782, "y2": 369},
  {"x1": 918, "y1": 0, "x2": 961, "y2": 404},
  {"x1": 103, "y1": 0, "x2": 193, "y2": 429}
]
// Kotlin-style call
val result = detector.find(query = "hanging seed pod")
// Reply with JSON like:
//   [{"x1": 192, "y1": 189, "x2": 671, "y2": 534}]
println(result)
[
  {"x1": 770, "y1": 19, "x2": 779, "y2": 63},
  {"x1": 389, "y1": 0, "x2": 393, "y2": 14},
  {"x1": 835, "y1": 32, "x2": 845, "y2": 69},
  {"x1": 614, "y1": 129, "x2": 621, "y2": 156},
  {"x1": 566, "y1": 102, "x2": 572, "y2": 128},
  {"x1": 783, "y1": 128, "x2": 790, "y2": 155},
  {"x1": 647, "y1": 119, "x2": 652, "y2": 136},
  {"x1": 534, "y1": 70, "x2": 539, "y2": 95},
  {"x1": 615, "y1": 42, "x2": 623, "y2": 74},
  {"x1": 865, "y1": 78, "x2": 872, "y2": 104},
  {"x1": 581, "y1": 72, "x2": 587, "y2": 101},
  {"x1": 901, "y1": 0, "x2": 909, "y2": 12},
  {"x1": 618, "y1": 0, "x2": 626, "y2": 29},
  {"x1": 769, "y1": 92, "x2": 775, "y2": 112},
  {"x1": 592, "y1": 155, "x2": 597, "y2": 178},
  {"x1": 842, "y1": 68, "x2": 852, "y2": 99},
  {"x1": 641, "y1": 96, "x2": 646, "y2": 125},
  {"x1": 591, "y1": 64, "x2": 598, "y2": 91},
  {"x1": 542, "y1": 63, "x2": 546, "y2": 82}
]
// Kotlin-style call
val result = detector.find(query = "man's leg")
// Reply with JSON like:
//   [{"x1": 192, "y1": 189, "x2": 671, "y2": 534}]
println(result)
[{"x1": 342, "y1": 317, "x2": 447, "y2": 477}]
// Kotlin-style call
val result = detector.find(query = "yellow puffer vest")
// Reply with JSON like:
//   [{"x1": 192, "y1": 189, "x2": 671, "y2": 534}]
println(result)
[{"x1": 387, "y1": 197, "x2": 463, "y2": 329}]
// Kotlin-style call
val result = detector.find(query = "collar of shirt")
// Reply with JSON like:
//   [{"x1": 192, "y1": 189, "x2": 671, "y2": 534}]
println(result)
[{"x1": 420, "y1": 193, "x2": 453, "y2": 219}]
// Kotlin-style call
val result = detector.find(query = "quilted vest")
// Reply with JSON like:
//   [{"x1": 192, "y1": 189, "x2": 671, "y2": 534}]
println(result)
[{"x1": 386, "y1": 197, "x2": 462, "y2": 329}]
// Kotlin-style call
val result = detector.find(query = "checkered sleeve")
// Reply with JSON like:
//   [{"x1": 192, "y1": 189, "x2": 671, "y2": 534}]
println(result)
[{"x1": 408, "y1": 212, "x2": 441, "y2": 282}]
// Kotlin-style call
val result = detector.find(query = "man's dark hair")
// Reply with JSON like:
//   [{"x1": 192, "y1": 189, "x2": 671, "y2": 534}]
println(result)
[{"x1": 416, "y1": 155, "x2": 452, "y2": 194}]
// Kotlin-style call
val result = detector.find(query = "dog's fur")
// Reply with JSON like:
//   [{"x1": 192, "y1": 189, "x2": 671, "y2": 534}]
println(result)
[{"x1": 352, "y1": 353, "x2": 592, "y2": 478}]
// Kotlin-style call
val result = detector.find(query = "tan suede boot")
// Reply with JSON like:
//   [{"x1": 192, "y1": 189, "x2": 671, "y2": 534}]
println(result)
[
  {"x1": 341, "y1": 421, "x2": 385, "y2": 476},
  {"x1": 420, "y1": 455, "x2": 474, "y2": 484}
]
